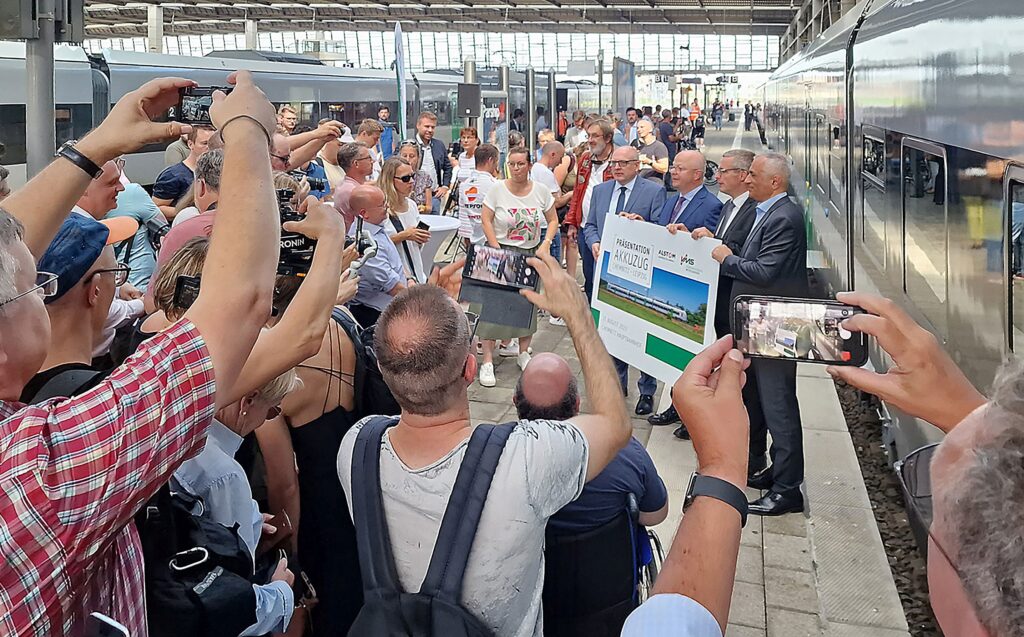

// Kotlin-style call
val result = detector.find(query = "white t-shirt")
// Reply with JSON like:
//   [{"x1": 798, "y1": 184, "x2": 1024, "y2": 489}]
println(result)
[
  {"x1": 457, "y1": 152, "x2": 476, "y2": 184},
  {"x1": 370, "y1": 146, "x2": 382, "y2": 182},
  {"x1": 483, "y1": 180, "x2": 555, "y2": 249},
  {"x1": 337, "y1": 419, "x2": 590, "y2": 637},
  {"x1": 529, "y1": 163, "x2": 560, "y2": 229},
  {"x1": 459, "y1": 170, "x2": 498, "y2": 244},
  {"x1": 394, "y1": 198, "x2": 427, "y2": 283},
  {"x1": 581, "y1": 159, "x2": 609, "y2": 225},
  {"x1": 172, "y1": 205, "x2": 201, "y2": 227}
]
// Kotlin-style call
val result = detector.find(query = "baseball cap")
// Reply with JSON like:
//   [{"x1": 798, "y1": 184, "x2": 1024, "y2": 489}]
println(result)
[
  {"x1": 37, "y1": 215, "x2": 110, "y2": 304},
  {"x1": 100, "y1": 216, "x2": 139, "y2": 245}
]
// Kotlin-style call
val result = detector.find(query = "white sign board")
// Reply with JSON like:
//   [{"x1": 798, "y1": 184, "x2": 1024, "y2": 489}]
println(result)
[
  {"x1": 567, "y1": 59, "x2": 597, "y2": 76},
  {"x1": 592, "y1": 215, "x2": 721, "y2": 382}
]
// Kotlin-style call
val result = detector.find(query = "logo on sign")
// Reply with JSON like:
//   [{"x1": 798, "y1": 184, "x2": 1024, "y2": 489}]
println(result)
[
  {"x1": 465, "y1": 186, "x2": 479, "y2": 202},
  {"x1": 680, "y1": 254, "x2": 695, "y2": 266}
]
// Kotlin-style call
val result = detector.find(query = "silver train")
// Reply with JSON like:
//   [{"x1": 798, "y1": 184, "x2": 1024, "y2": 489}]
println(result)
[
  {"x1": 763, "y1": 0, "x2": 1024, "y2": 465},
  {"x1": 0, "y1": 43, "x2": 556, "y2": 188}
]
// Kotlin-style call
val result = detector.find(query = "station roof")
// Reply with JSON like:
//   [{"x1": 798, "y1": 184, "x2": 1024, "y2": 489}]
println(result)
[{"x1": 84, "y1": 0, "x2": 798, "y2": 38}]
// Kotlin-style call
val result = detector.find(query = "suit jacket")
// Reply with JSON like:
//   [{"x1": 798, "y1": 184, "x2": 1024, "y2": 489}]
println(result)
[
  {"x1": 423, "y1": 137, "x2": 453, "y2": 187},
  {"x1": 657, "y1": 185, "x2": 723, "y2": 231},
  {"x1": 712, "y1": 196, "x2": 758, "y2": 336},
  {"x1": 582, "y1": 177, "x2": 667, "y2": 250},
  {"x1": 720, "y1": 195, "x2": 809, "y2": 305}
]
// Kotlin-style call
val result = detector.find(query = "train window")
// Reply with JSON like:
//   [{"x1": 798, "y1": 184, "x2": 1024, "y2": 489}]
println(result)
[
  {"x1": 830, "y1": 123, "x2": 846, "y2": 212},
  {"x1": 0, "y1": 105, "x2": 27, "y2": 166},
  {"x1": 56, "y1": 105, "x2": 93, "y2": 149},
  {"x1": 1010, "y1": 181, "x2": 1024, "y2": 352},
  {"x1": 862, "y1": 136, "x2": 886, "y2": 186},
  {"x1": 863, "y1": 178, "x2": 886, "y2": 269},
  {"x1": 902, "y1": 143, "x2": 947, "y2": 334}
]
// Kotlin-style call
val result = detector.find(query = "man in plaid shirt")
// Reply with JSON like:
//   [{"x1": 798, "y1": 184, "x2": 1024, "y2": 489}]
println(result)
[{"x1": 0, "y1": 72, "x2": 281, "y2": 636}]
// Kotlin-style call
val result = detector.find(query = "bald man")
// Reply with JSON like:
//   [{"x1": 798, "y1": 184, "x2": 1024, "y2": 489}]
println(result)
[
  {"x1": 657, "y1": 150, "x2": 722, "y2": 234},
  {"x1": 347, "y1": 184, "x2": 409, "y2": 327},
  {"x1": 514, "y1": 353, "x2": 669, "y2": 535},
  {"x1": 633, "y1": 119, "x2": 669, "y2": 181}
]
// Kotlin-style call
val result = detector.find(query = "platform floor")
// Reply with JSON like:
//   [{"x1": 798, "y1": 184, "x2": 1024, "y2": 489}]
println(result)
[{"x1": 466, "y1": 120, "x2": 910, "y2": 636}]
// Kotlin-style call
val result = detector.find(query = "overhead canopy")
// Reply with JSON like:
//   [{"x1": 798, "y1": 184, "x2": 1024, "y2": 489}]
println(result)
[{"x1": 84, "y1": 0, "x2": 798, "y2": 37}]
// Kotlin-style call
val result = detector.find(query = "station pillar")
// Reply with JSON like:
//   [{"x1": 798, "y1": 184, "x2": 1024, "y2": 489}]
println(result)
[
  {"x1": 25, "y1": 0, "x2": 55, "y2": 177},
  {"x1": 146, "y1": 5, "x2": 163, "y2": 53},
  {"x1": 526, "y1": 68, "x2": 536, "y2": 155},
  {"x1": 245, "y1": 19, "x2": 258, "y2": 50}
]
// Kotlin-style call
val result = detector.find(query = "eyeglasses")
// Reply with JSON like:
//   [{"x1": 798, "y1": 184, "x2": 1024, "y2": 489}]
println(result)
[
  {"x1": 271, "y1": 152, "x2": 291, "y2": 164},
  {"x1": 669, "y1": 165, "x2": 703, "y2": 172},
  {"x1": 394, "y1": 174, "x2": 414, "y2": 183},
  {"x1": 716, "y1": 167, "x2": 747, "y2": 175},
  {"x1": 266, "y1": 405, "x2": 283, "y2": 420},
  {"x1": 608, "y1": 160, "x2": 638, "y2": 167},
  {"x1": 0, "y1": 271, "x2": 58, "y2": 307},
  {"x1": 354, "y1": 155, "x2": 373, "y2": 163},
  {"x1": 507, "y1": 162, "x2": 529, "y2": 169},
  {"x1": 114, "y1": 157, "x2": 126, "y2": 173},
  {"x1": 88, "y1": 264, "x2": 131, "y2": 287}
]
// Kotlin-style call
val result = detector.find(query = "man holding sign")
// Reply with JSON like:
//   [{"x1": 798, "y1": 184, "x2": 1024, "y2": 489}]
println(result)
[
  {"x1": 658, "y1": 150, "x2": 723, "y2": 235},
  {"x1": 583, "y1": 146, "x2": 666, "y2": 414}
]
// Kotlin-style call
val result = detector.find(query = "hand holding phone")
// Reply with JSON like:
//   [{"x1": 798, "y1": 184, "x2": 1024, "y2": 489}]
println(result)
[
  {"x1": 732, "y1": 295, "x2": 868, "y2": 366},
  {"x1": 463, "y1": 244, "x2": 539, "y2": 290},
  {"x1": 171, "y1": 86, "x2": 233, "y2": 126}
]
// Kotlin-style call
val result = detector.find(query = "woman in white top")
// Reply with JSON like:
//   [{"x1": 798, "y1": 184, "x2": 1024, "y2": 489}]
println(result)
[
  {"x1": 477, "y1": 146, "x2": 558, "y2": 387},
  {"x1": 454, "y1": 127, "x2": 479, "y2": 182},
  {"x1": 378, "y1": 156, "x2": 431, "y2": 283}
]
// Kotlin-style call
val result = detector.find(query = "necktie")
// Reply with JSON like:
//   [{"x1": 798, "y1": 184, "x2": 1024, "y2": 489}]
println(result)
[
  {"x1": 616, "y1": 186, "x2": 627, "y2": 215},
  {"x1": 671, "y1": 195, "x2": 688, "y2": 224},
  {"x1": 716, "y1": 200, "x2": 735, "y2": 235}
]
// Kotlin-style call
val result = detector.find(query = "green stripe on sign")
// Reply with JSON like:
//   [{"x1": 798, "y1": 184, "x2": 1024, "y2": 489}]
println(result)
[
  {"x1": 591, "y1": 307, "x2": 600, "y2": 327},
  {"x1": 646, "y1": 334, "x2": 695, "y2": 371}
]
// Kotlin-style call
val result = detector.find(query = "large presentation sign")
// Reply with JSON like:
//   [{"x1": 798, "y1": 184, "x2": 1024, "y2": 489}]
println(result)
[{"x1": 592, "y1": 215, "x2": 721, "y2": 383}]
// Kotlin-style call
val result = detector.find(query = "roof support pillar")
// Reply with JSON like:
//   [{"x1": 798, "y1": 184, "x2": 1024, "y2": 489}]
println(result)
[
  {"x1": 26, "y1": 0, "x2": 56, "y2": 177},
  {"x1": 526, "y1": 67, "x2": 536, "y2": 155},
  {"x1": 146, "y1": 4, "x2": 163, "y2": 53},
  {"x1": 245, "y1": 19, "x2": 258, "y2": 50}
]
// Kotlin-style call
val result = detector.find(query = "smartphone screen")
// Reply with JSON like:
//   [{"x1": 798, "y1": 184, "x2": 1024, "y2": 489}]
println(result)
[
  {"x1": 463, "y1": 244, "x2": 539, "y2": 290},
  {"x1": 732, "y1": 295, "x2": 868, "y2": 365},
  {"x1": 172, "y1": 86, "x2": 232, "y2": 126},
  {"x1": 173, "y1": 275, "x2": 201, "y2": 311}
]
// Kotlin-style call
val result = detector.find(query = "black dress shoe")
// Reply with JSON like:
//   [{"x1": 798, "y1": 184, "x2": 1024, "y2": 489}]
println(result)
[
  {"x1": 648, "y1": 405, "x2": 681, "y2": 426},
  {"x1": 747, "y1": 466, "x2": 773, "y2": 490},
  {"x1": 673, "y1": 425, "x2": 690, "y2": 440},
  {"x1": 635, "y1": 394, "x2": 654, "y2": 415},
  {"x1": 748, "y1": 491, "x2": 804, "y2": 517}
]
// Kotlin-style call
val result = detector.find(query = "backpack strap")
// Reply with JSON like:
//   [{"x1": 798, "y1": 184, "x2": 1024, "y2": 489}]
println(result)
[
  {"x1": 351, "y1": 416, "x2": 403, "y2": 595},
  {"x1": 419, "y1": 422, "x2": 515, "y2": 603},
  {"x1": 28, "y1": 368, "x2": 104, "y2": 403}
]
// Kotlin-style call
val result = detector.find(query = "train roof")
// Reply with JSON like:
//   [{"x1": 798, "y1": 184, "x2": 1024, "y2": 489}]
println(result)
[{"x1": 0, "y1": 42, "x2": 90, "y2": 63}]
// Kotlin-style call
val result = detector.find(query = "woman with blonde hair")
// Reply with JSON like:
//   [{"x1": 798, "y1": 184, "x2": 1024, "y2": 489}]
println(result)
[{"x1": 378, "y1": 156, "x2": 431, "y2": 283}]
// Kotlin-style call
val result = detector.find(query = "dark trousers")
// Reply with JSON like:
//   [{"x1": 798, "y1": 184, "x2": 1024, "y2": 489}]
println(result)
[
  {"x1": 349, "y1": 303, "x2": 382, "y2": 328},
  {"x1": 579, "y1": 231, "x2": 595, "y2": 299},
  {"x1": 613, "y1": 359, "x2": 657, "y2": 397},
  {"x1": 745, "y1": 357, "x2": 803, "y2": 496}
]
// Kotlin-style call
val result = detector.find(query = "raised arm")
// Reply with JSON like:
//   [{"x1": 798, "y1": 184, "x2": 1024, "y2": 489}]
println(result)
[
  {"x1": 521, "y1": 246, "x2": 631, "y2": 481},
  {"x1": 3, "y1": 77, "x2": 193, "y2": 257},
  {"x1": 183, "y1": 71, "x2": 280, "y2": 408}
]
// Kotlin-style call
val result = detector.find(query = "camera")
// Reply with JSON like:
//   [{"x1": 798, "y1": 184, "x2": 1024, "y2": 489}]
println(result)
[
  {"x1": 289, "y1": 170, "x2": 327, "y2": 193},
  {"x1": 171, "y1": 86, "x2": 232, "y2": 126},
  {"x1": 277, "y1": 189, "x2": 316, "y2": 277},
  {"x1": 448, "y1": 141, "x2": 463, "y2": 157}
]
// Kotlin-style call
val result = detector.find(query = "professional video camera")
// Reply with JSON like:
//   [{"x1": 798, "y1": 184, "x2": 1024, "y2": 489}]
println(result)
[
  {"x1": 277, "y1": 188, "x2": 316, "y2": 277},
  {"x1": 289, "y1": 170, "x2": 328, "y2": 193}
]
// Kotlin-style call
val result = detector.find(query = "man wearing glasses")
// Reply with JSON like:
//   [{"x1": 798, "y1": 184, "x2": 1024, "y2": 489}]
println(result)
[
  {"x1": 333, "y1": 142, "x2": 376, "y2": 232},
  {"x1": 19, "y1": 214, "x2": 133, "y2": 402}
]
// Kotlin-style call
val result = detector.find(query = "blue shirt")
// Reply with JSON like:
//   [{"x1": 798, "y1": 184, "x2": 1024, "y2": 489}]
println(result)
[
  {"x1": 607, "y1": 176, "x2": 639, "y2": 220},
  {"x1": 613, "y1": 129, "x2": 628, "y2": 147},
  {"x1": 548, "y1": 437, "x2": 667, "y2": 535},
  {"x1": 152, "y1": 161, "x2": 194, "y2": 203},
  {"x1": 621, "y1": 593, "x2": 722, "y2": 637},
  {"x1": 754, "y1": 192, "x2": 789, "y2": 228},
  {"x1": 350, "y1": 218, "x2": 405, "y2": 312},
  {"x1": 379, "y1": 120, "x2": 396, "y2": 159},
  {"x1": 174, "y1": 423, "x2": 294, "y2": 636},
  {"x1": 107, "y1": 183, "x2": 165, "y2": 291},
  {"x1": 671, "y1": 184, "x2": 706, "y2": 225},
  {"x1": 302, "y1": 160, "x2": 331, "y2": 200}
]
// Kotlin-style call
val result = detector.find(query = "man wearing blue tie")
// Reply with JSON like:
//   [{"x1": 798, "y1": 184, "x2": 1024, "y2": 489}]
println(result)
[
  {"x1": 658, "y1": 151, "x2": 723, "y2": 235},
  {"x1": 583, "y1": 145, "x2": 667, "y2": 414}
]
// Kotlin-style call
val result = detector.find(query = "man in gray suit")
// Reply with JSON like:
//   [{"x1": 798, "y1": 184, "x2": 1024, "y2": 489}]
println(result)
[
  {"x1": 583, "y1": 145, "x2": 667, "y2": 414},
  {"x1": 712, "y1": 152, "x2": 808, "y2": 516}
]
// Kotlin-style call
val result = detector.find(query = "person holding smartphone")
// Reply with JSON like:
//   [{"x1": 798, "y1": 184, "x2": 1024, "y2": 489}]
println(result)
[
  {"x1": 478, "y1": 147, "x2": 558, "y2": 387},
  {"x1": 378, "y1": 157, "x2": 430, "y2": 284}
]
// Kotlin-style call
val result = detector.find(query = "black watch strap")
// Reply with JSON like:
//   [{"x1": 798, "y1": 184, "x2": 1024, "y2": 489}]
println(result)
[
  {"x1": 684, "y1": 472, "x2": 748, "y2": 527},
  {"x1": 56, "y1": 142, "x2": 103, "y2": 179}
]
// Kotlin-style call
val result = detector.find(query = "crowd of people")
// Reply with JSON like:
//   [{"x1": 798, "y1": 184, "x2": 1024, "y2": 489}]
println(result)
[{"x1": 0, "y1": 70, "x2": 1018, "y2": 637}]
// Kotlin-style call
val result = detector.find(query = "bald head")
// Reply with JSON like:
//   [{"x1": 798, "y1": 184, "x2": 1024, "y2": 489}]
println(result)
[
  {"x1": 610, "y1": 145, "x2": 641, "y2": 184},
  {"x1": 670, "y1": 150, "x2": 706, "y2": 192},
  {"x1": 351, "y1": 185, "x2": 387, "y2": 225},
  {"x1": 514, "y1": 353, "x2": 579, "y2": 421}
]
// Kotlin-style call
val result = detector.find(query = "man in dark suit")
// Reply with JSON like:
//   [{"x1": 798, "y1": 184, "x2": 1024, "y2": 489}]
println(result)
[
  {"x1": 649, "y1": 148, "x2": 759, "y2": 431},
  {"x1": 415, "y1": 111, "x2": 453, "y2": 211},
  {"x1": 656, "y1": 150, "x2": 722, "y2": 235},
  {"x1": 583, "y1": 145, "x2": 667, "y2": 414},
  {"x1": 712, "y1": 152, "x2": 809, "y2": 516}
]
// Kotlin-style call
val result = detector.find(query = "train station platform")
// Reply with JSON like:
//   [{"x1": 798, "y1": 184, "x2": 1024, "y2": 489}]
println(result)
[{"x1": 466, "y1": 120, "x2": 911, "y2": 636}]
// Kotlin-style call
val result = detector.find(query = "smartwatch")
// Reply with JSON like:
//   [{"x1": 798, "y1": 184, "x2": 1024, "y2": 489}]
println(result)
[
  {"x1": 56, "y1": 141, "x2": 103, "y2": 179},
  {"x1": 683, "y1": 472, "x2": 748, "y2": 527}
]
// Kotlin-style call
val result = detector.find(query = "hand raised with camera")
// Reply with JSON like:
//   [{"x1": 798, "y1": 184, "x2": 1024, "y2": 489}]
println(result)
[
  {"x1": 673, "y1": 336, "x2": 750, "y2": 486},
  {"x1": 283, "y1": 197, "x2": 344, "y2": 241},
  {"x1": 316, "y1": 120, "x2": 344, "y2": 140},
  {"x1": 520, "y1": 243, "x2": 589, "y2": 324},
  {"x1": 208, "y1": 71, "x2": 276, "y2": 144},
  {"x1": 80, "y1": 77, "x2": 197, "y2": 162},
  {"x1": 826, "y1": 292, "x2": 986, "y2": 433},
  {"x1": 337, "y1": 269, "x2": 360, "y2": 305}
]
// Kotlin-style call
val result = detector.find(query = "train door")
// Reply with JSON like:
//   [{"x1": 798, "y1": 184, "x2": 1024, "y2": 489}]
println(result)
[
  {"x1": 1004, "y1": 164, "x2": 1024, "y2": 355},
  {"x1": 901, "y1": 138, "x2": 948, "y2": 338}
]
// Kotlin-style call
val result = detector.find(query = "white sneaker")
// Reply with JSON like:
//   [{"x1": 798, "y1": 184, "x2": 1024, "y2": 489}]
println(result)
[
  {"x1": 548, "y1": 315, "x2": 566, "y2": 327},
  {"x1": 498, "y1": 341, "x2": 520, "y2": 357},
  {"x1": 479, "y1": 362, "x2": 496, "y2": 387},
  {"x1": 517, "y1": 351, "x2": 532, "y2": 371}
]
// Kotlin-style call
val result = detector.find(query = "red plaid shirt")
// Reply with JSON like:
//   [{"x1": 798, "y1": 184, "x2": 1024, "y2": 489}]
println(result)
[{"x1": 0, "y1": 319, "x2": 216, "y2": 636}]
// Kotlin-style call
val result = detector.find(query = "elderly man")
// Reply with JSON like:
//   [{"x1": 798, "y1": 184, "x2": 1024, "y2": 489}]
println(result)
[
  {"x1": 337, "y1": 248, "x2": 632, "y2": 636},
  {"x1": 346, "y1": 184, "x2": 408, "y2": 327},
  {"x1": 657, "y1": 150, "x2": 722, "y2": 234},
  {"x1": 0, "y1": 72, "x2": 280, "y2": 635},
  {"x1": 566, "y1": 119, "x2": 616, "y2": 298},
  {"x1": 712, "y1": 152, "x2": 808, "y2": 516},
  {"x1": 334, "y1": 142, "x2": 375, "y2": 232}
]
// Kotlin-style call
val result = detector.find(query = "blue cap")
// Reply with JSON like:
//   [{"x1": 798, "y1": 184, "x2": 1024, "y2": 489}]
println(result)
[{"x1": 37, "y1": 214, "x2": 110, "y2": 304}]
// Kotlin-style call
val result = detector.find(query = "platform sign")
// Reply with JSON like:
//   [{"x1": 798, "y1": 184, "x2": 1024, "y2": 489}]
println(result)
[{"x1": 592, "y1": 215, "x2": 721, "y2": 382}]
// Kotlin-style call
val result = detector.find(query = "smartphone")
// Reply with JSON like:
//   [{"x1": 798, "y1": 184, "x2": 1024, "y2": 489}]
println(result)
[
  {"x1": 173, "y1": 274, "x2": 201, "y2": 311},
  {"x1": 416, "y1": 220, "x2": 431, "y2": 232},
  {"x1": 87, "y1": 613, "x2": 130, "y2": 637},
  {"x1": 171, "y1": 86, "x2": 232, "y2": 126},
  {"x1": 732, "y1": 295, "x2": 868, "y2": 365},
  {"x1": 463, "y1": 244, "x2": 539, "y2": 290}
]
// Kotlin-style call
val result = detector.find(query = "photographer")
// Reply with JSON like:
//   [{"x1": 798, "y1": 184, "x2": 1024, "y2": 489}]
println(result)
[{"x1": 0, "y1": 71, "x2": 279, "y2": 633}]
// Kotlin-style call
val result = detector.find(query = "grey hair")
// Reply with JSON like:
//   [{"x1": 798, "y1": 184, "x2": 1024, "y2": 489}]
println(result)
[
  {"x1": 758, "y1": 152, "x2": 791, "y2": 184},
  {"x1": 0, "y1": 209, "x2": 25, "y2": 307},
  {"x1": 723, "y1": 149, "x2": 755, "y2": 171},
  {"x1": 338, "y1": 142, "x2": 367, "y2": 172},
  {"x1": 195, "y1": 148, "x2": 223, "y2": 192},
  {"x1": 935, "y1": 361, "x2": 1024, "y2": 636}
]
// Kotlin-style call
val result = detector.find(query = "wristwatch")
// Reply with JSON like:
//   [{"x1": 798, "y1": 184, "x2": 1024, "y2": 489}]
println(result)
[
  {"x1": 56, "y1": 141, "x2": 103, "y2": 179},
  {"x1": 683, "y1": 472, "x2": 748, "y2": 527}
]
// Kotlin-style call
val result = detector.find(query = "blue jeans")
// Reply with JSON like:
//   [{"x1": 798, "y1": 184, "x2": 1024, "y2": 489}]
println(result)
[
  {"x1": 548, "y1": 229, "x2": 562, "y2": 262},
  {"x1": 578, "y1": 231, "x2": 595, "y2": 299}
]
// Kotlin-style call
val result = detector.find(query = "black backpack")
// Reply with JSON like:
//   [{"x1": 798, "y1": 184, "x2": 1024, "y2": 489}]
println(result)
[
  {"x1": 348, "y1": 417, "x2": 515, "y2": 637},
  {"x1": 331, "y1": 307, "x2": 402, "y2": 419}
]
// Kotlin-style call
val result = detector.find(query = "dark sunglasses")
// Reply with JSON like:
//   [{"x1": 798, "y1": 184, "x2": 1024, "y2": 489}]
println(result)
[{"x1": 393, "y1": 174, "x2": 414, "y2": 183}]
